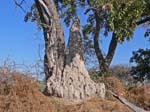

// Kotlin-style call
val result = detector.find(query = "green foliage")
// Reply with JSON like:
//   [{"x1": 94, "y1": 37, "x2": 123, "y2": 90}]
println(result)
[
  {"x1": 24, "y1": 3, "x2": 42, "y2": 30},
  {"x1": 59, "y1": 1, "x2": 148, "y2": 72},
  {"x1": 56, "y1": 0, "x2": 78, "y2": 27},
  {"x1": 60, "y1": 0, "x2": 146, "y2": 42},
  {"x1": 106, "y1": 0, "x2": 146, "y2": 43},
  {"x1": 61, "y1": 0, "x2": 147, "y2": 41},
  {"x1": 90, "y1": 74, "x2": 100, "y2": 82},
  {"x1": 23, "y1": 0, "x2": 150, "y2": 75},
  {"x1": 24, "y1": 0, "x2": 149, "y2": 45},
  {"x1": 82, "y1": 24, "x2": 95, "y2": 39},
  {"x1": 130, "y1": 48, "x2": 150, "y2": 82}
]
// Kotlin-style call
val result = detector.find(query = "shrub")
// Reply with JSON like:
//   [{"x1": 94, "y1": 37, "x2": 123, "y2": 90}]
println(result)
[{"x1": 130, "y1": 48, "x2": 150, "y2": 82}]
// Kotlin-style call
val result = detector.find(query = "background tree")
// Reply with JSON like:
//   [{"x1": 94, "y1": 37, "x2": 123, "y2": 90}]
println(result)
[
  {"x1": 55, "y1": 0, "x2": 150, "y2": 76},
  {"x1": 130, "y1": 48, "x2": 150, "y2": 82},
  {"x1": 22, "y1": 0, "x2": 150, "y2": 76}
]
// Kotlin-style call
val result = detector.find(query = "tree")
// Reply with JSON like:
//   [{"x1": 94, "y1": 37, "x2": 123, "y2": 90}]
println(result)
[
  {"x1": 130, "y1": 48, "x2": 150, "y2": 82},
  {"x1": 14, "y1": 0, "x2": 150, "y2": 99},
  {"x1": 55, "y1": 0, "x2": 150, "y2": 76},
  {"x1": 15, "y1": 0, "x2": 150, "y2": 77},
  {"x1": 34, "y1": 0, "x2": 65, "y2": 80},
  {"x1": 22, "y1": 0, "x2": 105, "y2": 100}
]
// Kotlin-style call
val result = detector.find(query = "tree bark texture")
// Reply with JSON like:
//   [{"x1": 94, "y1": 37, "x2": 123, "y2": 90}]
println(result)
[
  {"x1": 93, "y1": 10, "x2": 118, "y2": 75},
  {"x1": 35, "y1": 0, "x2": 65, "y2": 80},
  {"x1": 35, "y1": 0, "x2": 105, "y2": 101}
]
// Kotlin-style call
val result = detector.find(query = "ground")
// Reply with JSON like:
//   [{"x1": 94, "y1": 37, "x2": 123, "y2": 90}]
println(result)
[{"x1": 0, "y1": 70, "x2": 149, "y2": 112}]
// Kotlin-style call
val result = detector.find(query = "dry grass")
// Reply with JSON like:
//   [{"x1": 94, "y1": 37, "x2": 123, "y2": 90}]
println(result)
[
  {"x1": 0, "y1": 70, "x2": 56, "y2": 112},
  {"x1": 0, "y1": 68, "x2": 148, "y2": 112},
  {"x1": 95, "y1": 76, "x2": 127, "y2": 98},
  {"x1": 127, "y1": 83, "x2": 150, "y2": 110},
  {"x1": 58, "y1": 97, "x2": 133, "y2": 112}
]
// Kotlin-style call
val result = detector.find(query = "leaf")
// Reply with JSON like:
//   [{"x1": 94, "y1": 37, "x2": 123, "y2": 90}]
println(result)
[{"x1": 24, "y1": 12, "x2": 32, "y2": 22}]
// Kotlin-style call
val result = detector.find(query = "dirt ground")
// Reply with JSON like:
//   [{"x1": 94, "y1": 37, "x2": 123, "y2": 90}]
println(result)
[
  {"x1": 0, "y1": 72, "x2": 149, "y2": 112},
  {"x1": 54, "y1": 97, "x2": 133, "y2": 112}
]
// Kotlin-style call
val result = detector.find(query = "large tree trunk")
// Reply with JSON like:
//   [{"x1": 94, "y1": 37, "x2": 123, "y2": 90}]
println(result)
[
  {"x1": 35, "y1": 0, "x2": 65, "y2": 81},
  {"x1": 35, "y1": 0, "x2": 105, "y2": 101}
]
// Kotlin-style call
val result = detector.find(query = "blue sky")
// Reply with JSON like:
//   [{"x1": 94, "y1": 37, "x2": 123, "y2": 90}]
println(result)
[{"x1": 0, "y1": 0, "x2": 149, "y2": 67}]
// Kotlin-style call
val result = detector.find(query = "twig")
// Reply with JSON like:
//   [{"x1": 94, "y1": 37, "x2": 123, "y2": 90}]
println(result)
[{"x1": 13, "y1": 0, "x2": 26, "y2": 12}]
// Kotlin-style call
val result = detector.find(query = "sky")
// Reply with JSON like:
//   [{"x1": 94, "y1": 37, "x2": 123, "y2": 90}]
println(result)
[{"x1": 0, "y1": 0, "x2": 150, "y2": 68}]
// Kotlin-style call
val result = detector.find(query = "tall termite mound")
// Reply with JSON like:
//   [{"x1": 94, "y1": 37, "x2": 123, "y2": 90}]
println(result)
[{"x1": 35, "y1": 0, "x2": 105, "y2": 101}]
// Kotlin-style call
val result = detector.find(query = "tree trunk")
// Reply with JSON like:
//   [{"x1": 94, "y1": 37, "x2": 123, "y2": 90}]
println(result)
[
  {"x1": 100, "y1": 33, "x2": 118, "y2": 76},
  {"x1": 35, "y1": 0, "x2": 105, "y2": 101},
  {"x1": 96, "y1": 33, "x2": 118, "y2": 76},
  {"x1": 93, "y1": 10, "x2": 118, "y2": 75},
  {"x1": 35, "y1": 0, "x2": 65, "y2": 81}
]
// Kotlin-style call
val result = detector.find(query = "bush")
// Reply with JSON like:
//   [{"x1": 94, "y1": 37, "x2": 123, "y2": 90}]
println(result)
[{"x1": 130, "y1": 48, "x2": 150, "y2": 82}]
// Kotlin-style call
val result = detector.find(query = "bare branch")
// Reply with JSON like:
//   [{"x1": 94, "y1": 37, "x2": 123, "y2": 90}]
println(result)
[
  {"x1": 13, "y1": 0, "x2": 26, "y2": 12},
  {"x1": 137, "y1": 17, "x2": 150, "y2": 25}
]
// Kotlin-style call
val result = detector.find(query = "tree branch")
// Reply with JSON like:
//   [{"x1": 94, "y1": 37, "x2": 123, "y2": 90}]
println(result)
[
  {"x1": 105, "y1": 32, "x2": 118, "y2": 67},
  {"x1": 13, "y1": 0, "x2": 26, "y2": 12},
  {"x1": 93, "y1": 11, "x2": 104, "y2": 64},
  {"x1": 137, "y1": 17, "x2": 150, "y2": 25}
]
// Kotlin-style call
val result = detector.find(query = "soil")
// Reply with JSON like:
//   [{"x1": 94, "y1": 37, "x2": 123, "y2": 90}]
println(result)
[
  {"x1": 57, "y1": 97, "x2": 133, "y2": 112},
  {"x1": 0, "y1": 72, "x2": 149, "y2": 112}
]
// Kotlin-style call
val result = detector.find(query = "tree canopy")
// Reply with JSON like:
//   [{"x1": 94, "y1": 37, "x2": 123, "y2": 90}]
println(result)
[{"x1": 56, "y1": 0, "x2": 150, "y2": 75}]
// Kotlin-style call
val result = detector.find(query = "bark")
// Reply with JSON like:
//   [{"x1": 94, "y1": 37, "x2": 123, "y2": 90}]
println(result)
[
  {"x1": 35, "y1": 0, "x2": 65, "y2": 80},
  {"x1": 93, "y1": 11, "x2": 107, "y2": 74},
  {"x1": 96, "y1": 32, "x2": 117, "y2": 75},
  {"x1": 137, "y1": 17, "x2": 150, "y2": 25},
  {"x1": 93, "y1": 10, "x2": 118, "y2": 75},
  {"x1": 105, "y1": 32, "x2": 118, "y2": 68},
  {"x1": 35, "y1": 0, "x2": 105, "y2": 101}
]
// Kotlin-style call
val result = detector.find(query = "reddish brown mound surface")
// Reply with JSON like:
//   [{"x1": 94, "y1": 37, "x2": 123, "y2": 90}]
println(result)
[
  {"x1": 0, "y1": 73, "x2": 56, "y2": 112},
  {"x1": 50, "y1": 76, "x2": 133, "y2": 112},
  {"x1": 59, "y1": 97, "x2": 133, "y2": 112},
  {"x1": 105, "y1": 77, "x2": 126, "y2": 97},
  {"x1": 95, "y1": 76, "x2": 127, "y2": 98},
  {"x1": 127, "y1": 83, "x2": 150, "y2": 110}
]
